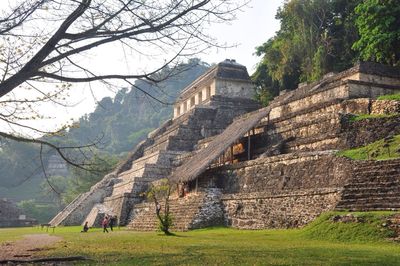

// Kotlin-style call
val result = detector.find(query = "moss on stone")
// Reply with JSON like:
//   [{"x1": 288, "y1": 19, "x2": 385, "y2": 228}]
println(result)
[
  {"x1": 337, "y1": 134, "x2": 400, "y2": 160},
  {"x1": 378, "y1": 93, "x2": 400, "y2": 101}
]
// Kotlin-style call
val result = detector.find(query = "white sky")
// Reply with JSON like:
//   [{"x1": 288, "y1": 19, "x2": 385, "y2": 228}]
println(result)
[
  {"x1": 202, "y1": 0, "x2": 282, "y2": 72},
  {"x1": 5, "y1": 0, "x2": 283, "y2": 134},
  {"x1": 66, "y1": 0, "x2": 282, "y2": 117}
]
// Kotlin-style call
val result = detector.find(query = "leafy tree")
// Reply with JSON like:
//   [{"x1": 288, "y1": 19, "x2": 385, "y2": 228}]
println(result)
[
  {"x1": 40, "y1": 175, "x2": 69, "y2": 207},
  {"x1": 352, "y1": 0, "x2": 400, "y2": 66},
  {"x1": 18, "y1": 199, "x2": 60, "y2": 223},
  {"x1": 0, "y1": 141, "x2": 41, "y2": 187},
  {"x1": 252, "y1": 0, "x2": 361, "y2": 101}
]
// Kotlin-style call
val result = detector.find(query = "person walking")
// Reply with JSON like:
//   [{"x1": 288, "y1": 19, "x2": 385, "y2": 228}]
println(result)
[
  {"x1": 102, "y1": 216, "x2": 109, "y2": 233},
  {"x1": 109, "y1": 216, "x2": 116, "y2": 231}
]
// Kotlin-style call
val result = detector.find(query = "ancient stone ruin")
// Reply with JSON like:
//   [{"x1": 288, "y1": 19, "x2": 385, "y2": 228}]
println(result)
[
  {"x1": 51, "y1": 60, "x2": 400, "y2": 230},
  {"x1": 0, "y1": 198, "x2": 37, "y2": 227}
]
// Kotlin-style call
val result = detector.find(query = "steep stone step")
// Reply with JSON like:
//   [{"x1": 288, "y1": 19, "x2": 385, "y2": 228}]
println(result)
[
  {"x1": 128, "y1": 193, "x2": 207, "y2": 231},
  {"x1": 126, "y1": 150, "x2": 174, "y2": 172},
  {"x1": 341, "y1": 191, "x2": 400, "y2": 200},
  {"x1": 118, "y1": 164, "x2": 172, "y2": 181},
  {"x1": 265, "y1": 114, "x2": 341, "y2": 139},
  {"x1": 352, "y1": 161, "x2": 400, "y2": 172},
  {"x1": 152, "y1": 124, "x2": 202, "y2": 145},
  {"x1": 343, "y1": 180, "x2": 400, "y2": 188},
  {"x1": 143, "y1": 137, "x2": 199, "y2": 155}
]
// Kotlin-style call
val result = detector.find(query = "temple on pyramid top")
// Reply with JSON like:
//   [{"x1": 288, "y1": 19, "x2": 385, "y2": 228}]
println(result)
[{"x1": 173, "y1": 59, "x2": 256, "y2": 118}]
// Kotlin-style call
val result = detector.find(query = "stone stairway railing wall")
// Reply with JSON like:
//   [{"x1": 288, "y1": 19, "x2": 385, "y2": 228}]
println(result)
[
  {"x1": 127, "y1": 188, "x2": 225, "y2": 231},
  {"x1": 50, "y1": 173, "x2": 116, "y2": 226}
]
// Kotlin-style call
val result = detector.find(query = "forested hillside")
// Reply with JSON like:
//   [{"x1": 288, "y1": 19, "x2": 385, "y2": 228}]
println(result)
[
  {"x1": 0, "y1": 59, "x2": 209, "y2": 193},
  {"x1": 64, "y1": 58, "x2": 210, "y2": 155},
  {"x1": 253, "y1": 0, "x2": 400, "y2": 105}
]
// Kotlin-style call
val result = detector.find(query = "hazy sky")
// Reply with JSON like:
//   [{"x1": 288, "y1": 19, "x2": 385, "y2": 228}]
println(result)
[
  {"x1": 16, "y1": 0, "x2": 284, "y2": 133},
  {"x1": 71, "y1": 0, "x2": 283, "y2": 113},
  {"x1": 202, "y1": 0, "x2": 282, "y2": 72}
]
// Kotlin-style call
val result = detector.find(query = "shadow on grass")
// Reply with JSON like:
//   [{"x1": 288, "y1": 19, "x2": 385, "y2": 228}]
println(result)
[{"x1": 156, "y1": 232, "x2": 188, "y2": 238}]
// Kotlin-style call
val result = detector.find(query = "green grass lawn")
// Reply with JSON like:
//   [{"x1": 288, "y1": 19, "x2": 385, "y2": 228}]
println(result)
[{"x1": 1, "y1": 212, "x2": 400, "y2": 265}]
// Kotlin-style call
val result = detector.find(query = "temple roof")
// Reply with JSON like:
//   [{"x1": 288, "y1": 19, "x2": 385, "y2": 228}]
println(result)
[{"x1": 177, "y1": 59, "x2": 251, "y2": 102}]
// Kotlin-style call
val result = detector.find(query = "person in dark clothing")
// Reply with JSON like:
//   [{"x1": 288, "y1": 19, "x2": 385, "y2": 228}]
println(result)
[
  {"x1": 81, "y1": 221, "x2": 89, "y2": 233},
  {"x1": 109, "y1": 216, "x2": 116, "y2": 231},
  {"x1": 102, "y1": 216, "x2": 109, "y2": 233}
]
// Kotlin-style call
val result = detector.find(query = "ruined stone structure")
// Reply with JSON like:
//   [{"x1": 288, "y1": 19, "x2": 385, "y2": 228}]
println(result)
[
  {"x1": 46, "y1": 154, "x2": 69, "y2": 177},
  {"x1": 50, "y1": 59, "x2": 260, "y2": 227},
  {"x1": 52, "y1": 61, "x2": 400, "y2": 230},
  {"x1": 0, "y1": 198, "x2": 37, "y2": 227}
]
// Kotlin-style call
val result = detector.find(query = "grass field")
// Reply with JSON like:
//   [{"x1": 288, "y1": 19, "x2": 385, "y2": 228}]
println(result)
[{"x1": 1, "y1": 212, "x2": 400, "y2": 265}]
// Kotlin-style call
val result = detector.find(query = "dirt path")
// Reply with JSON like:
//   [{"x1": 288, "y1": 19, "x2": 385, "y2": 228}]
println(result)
[{"x1": 0, "y1": 234, "x2": 62, "y2": 261}]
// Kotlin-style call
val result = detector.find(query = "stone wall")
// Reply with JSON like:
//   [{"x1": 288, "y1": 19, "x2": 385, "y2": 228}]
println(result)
[
  {"x1": 222, "y1": 189, "x2": 341, "y2": 229},
  {"x1": 215, "y1": 79, "x2": 255, "y2": 99},
  {"x1": 202, "y1": 152, "x2": 350, "y2": 194},
  {"x1": 342, "y1": 115, "x2": 400, "y2": 148},
  {"x1": 190, "y1": 188, "x2": 224, "y2": 229},
  {"x1": 192, "y1": 152, "x2": 351, "y2": 229},
  {"x1": 371, "y1": 100, "x2": 400, "y2": 114}
]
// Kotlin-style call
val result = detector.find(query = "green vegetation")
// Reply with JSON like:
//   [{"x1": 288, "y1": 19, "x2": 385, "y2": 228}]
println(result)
[
  {"x1": 1, "y1": 211, "x2": 400, "y2": 265},
  {"x1": 253, "y1": 0, "x2": 361, "y2": 102},
  {"x1": 349, "y1": 113, "x2": 399, "y2": 122},
  {"x1": 378, "y1": 93, "x2": 400, "y2": 101},
  {"x1": 147, "y1": 179, "x2": 173, "y2": 235},
  {"x1": 337, "y1": 134, "x2": 400, "y2": 160},
  {"x1": 17, "y1": 200, "x2": 60, "y2": 224},
  {"x1": 252, "y1": 0, "x2": 400, "y2": 105},
  {"x1": 353, "y1": 0, "x2": 400, "y2": 66},
  {"x1": 302, "y1": 211, "x2": 396, "y2": 242}
]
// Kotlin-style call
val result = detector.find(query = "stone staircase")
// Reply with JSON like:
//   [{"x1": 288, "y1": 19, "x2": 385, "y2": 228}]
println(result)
[
  {"x1": 336, "y1": 159, "x2": 400, "y2": 211},
  {"x1": 127, "y1": 188, "x2": 224, "y2": 231},
  {"x1": 127, "y1": 192, "x2": 207, "y2": 231},
  {"x1": 93, "y1": 150, "x2": 182, "y2": 225},
  {"x1": 51, "y1": 99, "x2": 257, "y2": 227},
  {"x1": 143, "y1": 107, "x2": 218, "y2": 156},
  {"x1": 50, "y1": 193, "x2": 88, "y2": 226},
  {"x1": 83, "y1": 106, "x2": 225, "y2": 226},
  {"x1": 50, "y1": 173, "x2": 115, "y2": 226}
]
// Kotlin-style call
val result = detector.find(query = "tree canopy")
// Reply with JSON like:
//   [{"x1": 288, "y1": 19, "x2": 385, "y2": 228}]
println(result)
[
  {"x1": 252, "y1": 0, "x2": 400, "y2": 105},
  {"x1": 352, "y1": 0, "x2": 400, "y2": 66}
]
